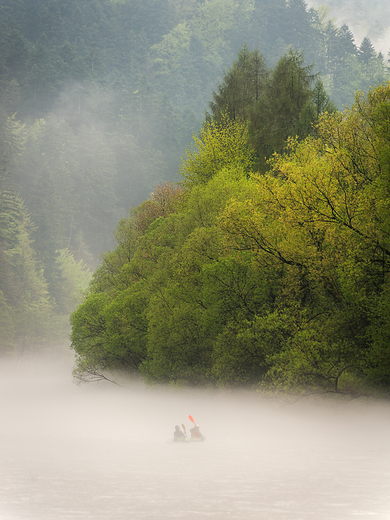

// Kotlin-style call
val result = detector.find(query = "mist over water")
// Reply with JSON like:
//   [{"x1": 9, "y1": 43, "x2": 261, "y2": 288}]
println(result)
[{"x1": 1, "y1": 350, "x2": 390, "y2": 520}]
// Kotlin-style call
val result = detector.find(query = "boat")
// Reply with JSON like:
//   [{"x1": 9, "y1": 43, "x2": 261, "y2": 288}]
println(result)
[{"x1": 173, "y1": 436, "x2": 205, "y2": 443}]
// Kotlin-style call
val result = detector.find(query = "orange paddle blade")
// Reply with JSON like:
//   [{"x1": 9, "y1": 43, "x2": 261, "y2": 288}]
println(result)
[{"x1": 188, "y1": 415, "x2": 195, "y2": 424}]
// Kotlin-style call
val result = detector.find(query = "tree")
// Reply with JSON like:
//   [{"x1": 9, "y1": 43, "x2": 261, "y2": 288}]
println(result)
[
  {"x1": 208, "y1": 47, "x2": 334, "y2": 173},
  {"x1": 0, "y1": 183, "x2": 56, "y2": 352},
  {"x1": 142, "y1": 169, "x2": 259, "y2": 385},
  {"x1": 248, "y1": 48, "x2": 320, "y2": 170},
  {"x1": 70, "y1": 180, "x2": 185, "y2": 382},
  {"x1": 179, "y1": 112, "x2": 253, "y2": 186},
  {"x1": 218, "y1": 83, "x2": 390, "y2": 395},
  {"x1": 357, "y1": 37, "x2": 376, "y2": 65},
  {"x1": 53, "y1": 248, "x2": 91, "y2": 314},
  {"x1": 285, "y1": 0, "x2": 316, "y2": 52},
  {"x1": 312, "y1": 78, "x2": 337, "y2": 118},
  {"x1": 208, "y1": 45, "x2": 268, "y2": 122},
  {"x1": 133, "y1": 181, "x2": 184, "y2": 235},
  {"x1": 266, "y1": 49, "x2": 317, "y2": 142},
  {"x1": 336, "y1": 24, "x2": 357, "y2": 61}
]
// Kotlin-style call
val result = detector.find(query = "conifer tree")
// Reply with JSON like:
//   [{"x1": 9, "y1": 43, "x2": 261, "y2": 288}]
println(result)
[
  {"x1": 208, "y1": 45, "x2": 268, "y2": 122},
  {"x1": 337, "y1": 24, "x2": 357, "y2": 59},
  {"x1": 357, "y1": 37, "x2": 376, "y2": 64},
  {"x1": 253, "y1": 49, "x2": 318, "y2": 166}
]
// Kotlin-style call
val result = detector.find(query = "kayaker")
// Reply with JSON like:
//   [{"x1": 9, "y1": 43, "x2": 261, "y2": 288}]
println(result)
[
  {"x1": 173, "y1": 425, "x2": 186, "y2": 441},
  {"x1": 190, "y1": 424, "x2": 205, "y2": 440}
]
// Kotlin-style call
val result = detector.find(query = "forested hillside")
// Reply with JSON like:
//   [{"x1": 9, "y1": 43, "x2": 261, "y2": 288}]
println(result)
[
  {"x1": 71, "y1": 81, "x2": 390, "y2": 396},
  {"x1": 0, "y1": 0, "x2": 389, "y2": 357}
]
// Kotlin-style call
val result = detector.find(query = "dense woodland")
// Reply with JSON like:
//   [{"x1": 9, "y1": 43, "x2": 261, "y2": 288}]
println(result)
[
  {"x1": 71, "y1": 78, "x2": 390, "y2": 395},
  {"x1": 1, "y1": 0, "x2": 390, "y2": 394}
]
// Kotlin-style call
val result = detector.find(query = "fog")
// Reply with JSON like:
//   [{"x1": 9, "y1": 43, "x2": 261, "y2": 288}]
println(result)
[
  {"x1": 307, "y1": 0, "x2": 390, "y2": 56},
  {"x1": 1, "y1": 350, "x2": 390, "y2": 520}
]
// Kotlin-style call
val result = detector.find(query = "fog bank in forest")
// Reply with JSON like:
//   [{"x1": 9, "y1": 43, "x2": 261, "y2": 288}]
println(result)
[{"x1": 307, "y1": 0, "x2": 390, "y2": 55}]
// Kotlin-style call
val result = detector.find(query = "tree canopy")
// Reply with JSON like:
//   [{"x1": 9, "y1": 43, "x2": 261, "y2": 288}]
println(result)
[
  {"x1": 208, "y1": 47, "x2": 336, "y2": 172},
  {"x1": 71, "y1": 79, "x2": 390, "y2": 397}
]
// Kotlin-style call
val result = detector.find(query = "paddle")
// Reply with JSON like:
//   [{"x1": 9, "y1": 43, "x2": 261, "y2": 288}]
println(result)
[{"x1": 181, "y1": 423, "x2": 188, "y2": 439}]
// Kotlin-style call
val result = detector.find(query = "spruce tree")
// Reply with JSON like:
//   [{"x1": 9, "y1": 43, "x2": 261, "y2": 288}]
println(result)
[
  {"x1": 260, "y1": 49, "x2": 317, "y2": 156},
  {"x1": 208, "y1": 45, "x2": 268, "y2": 123},
  {"x1": 357, "y1": 37, "x2": 376, "y2": 64}
]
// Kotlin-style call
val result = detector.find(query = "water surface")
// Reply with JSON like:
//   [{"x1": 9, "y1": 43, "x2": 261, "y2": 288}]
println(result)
[{"x1": 1, "y1": 352, "x2": 390, "y2": 519}]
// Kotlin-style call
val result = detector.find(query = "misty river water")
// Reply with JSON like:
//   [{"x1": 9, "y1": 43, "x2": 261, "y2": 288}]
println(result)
[{"x1": 1, "y1": 350, "x2": 390, "y2": 520}]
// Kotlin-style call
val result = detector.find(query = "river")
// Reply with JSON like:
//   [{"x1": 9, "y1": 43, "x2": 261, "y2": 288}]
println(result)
[{"x1": 1, "y1": 351, "x2": 390, "y2": 519}]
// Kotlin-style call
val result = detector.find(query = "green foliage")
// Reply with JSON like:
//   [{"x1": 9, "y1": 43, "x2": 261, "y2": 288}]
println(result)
[
  {"x1": 212, "y1": 312, "x2": 290, "y2": 387},
  {"x1": 0, "y1": 182, "x2": 60, "y2": 353},
  {"x1": 208, "y1": 45, "x2": 268, "y2": 122},
  {"x1": 312, "y1": 78, "x2": 337, "y2": 117},
  {"x1": 256, "y1": 49, "x2": 317, "y2": 159},
  {"x1": 71, "y1": 82, "x2": 390, "y2": 395},
  {"x1": 1, "y1": 0, "x2": 390, "y2": 367},
  {"x1": 220, "y1": 83, "x2": 390, "y2": 394},
  {"x1": 179, "y1": 113, "x2": 253, "y2": 186},
  {"x1": 0, "y1": 290, "x2": 15, "y2": 352},
  {"x1": 208, "y1": 47, "x2": 336, "y2": 173},
  {"x1": 70, "y1": 292, "x2": 111, "y2": 381},
  {"x1": 54, "y1": 249, "x2": 92, "y2": 313}
]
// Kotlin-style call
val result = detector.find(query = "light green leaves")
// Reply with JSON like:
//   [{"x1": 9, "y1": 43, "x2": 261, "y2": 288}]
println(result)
[{"x1": 179, "y1": 113, "x2": 253, "y2": 186}]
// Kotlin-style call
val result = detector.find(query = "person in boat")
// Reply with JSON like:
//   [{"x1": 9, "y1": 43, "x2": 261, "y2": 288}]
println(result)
[
  {"x1": 190, "y1": 424, "x2": 205, "y2": 440},
  {"x1": 173, "y1": 425, "x2": 186, "y2": 441}
]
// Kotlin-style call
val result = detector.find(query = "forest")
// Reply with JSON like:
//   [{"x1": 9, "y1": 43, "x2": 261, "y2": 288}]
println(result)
[
  {"x1": 70, "y1": 77, "x2": 390, "y2": 396},
  {"x1": 1, "y1": 0, "x2": 389, "y2": 395}
]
